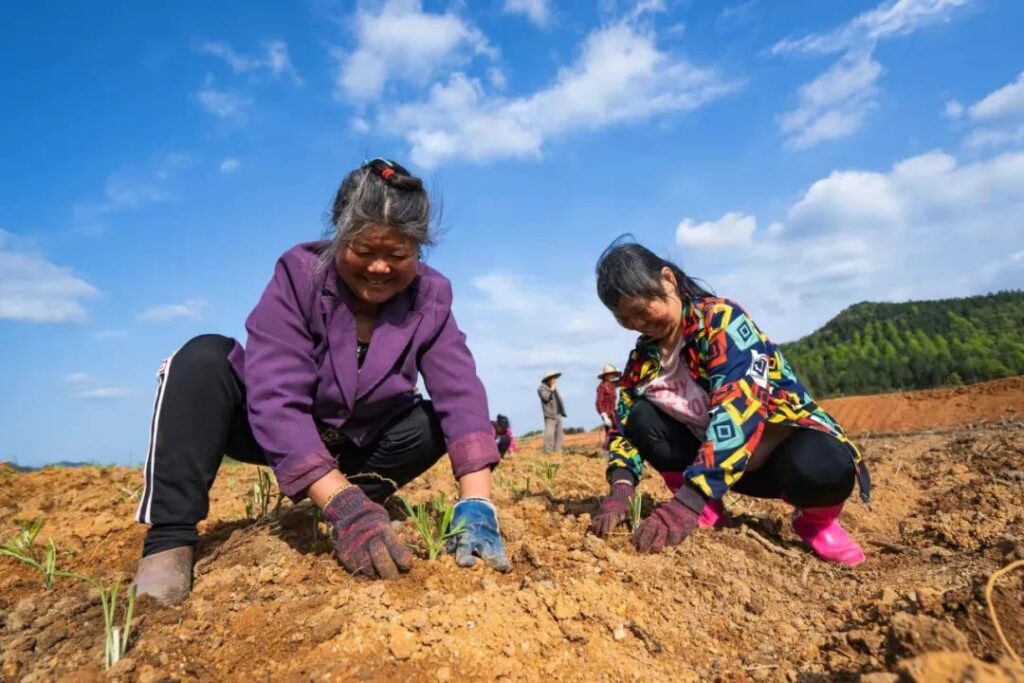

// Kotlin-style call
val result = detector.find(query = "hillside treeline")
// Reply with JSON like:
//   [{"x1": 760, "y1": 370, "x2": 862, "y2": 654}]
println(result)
[{"x1": 780, "y1": 291, "x2": 1024, "y2": 398}]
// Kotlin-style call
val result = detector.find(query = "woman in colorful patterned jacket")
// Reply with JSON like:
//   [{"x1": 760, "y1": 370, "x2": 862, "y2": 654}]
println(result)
[
  {"x1": 588, "y1": 241, "x2": 871, "y2": 566},
  {"x1": 133, "y1": 159, "x2": 510, "y2": 604}
]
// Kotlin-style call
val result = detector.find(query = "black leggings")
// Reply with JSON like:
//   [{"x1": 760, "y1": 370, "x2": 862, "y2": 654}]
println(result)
[
  {"x1": 138, "y1": 334, "x2": 446, "y2": 556},
  {"x1": 623, "y1": 398, "x2": 855, "y2": 508}
]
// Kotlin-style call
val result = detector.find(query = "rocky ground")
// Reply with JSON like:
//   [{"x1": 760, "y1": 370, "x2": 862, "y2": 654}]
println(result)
[{"x1": 1, "y1": 379, "x2": 1023, "y2": 682}]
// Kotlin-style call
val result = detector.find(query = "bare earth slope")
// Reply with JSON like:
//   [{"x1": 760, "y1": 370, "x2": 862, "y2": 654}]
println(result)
[{"x1": 1, "y1": 378, "x2": 1023, "y2": 682}]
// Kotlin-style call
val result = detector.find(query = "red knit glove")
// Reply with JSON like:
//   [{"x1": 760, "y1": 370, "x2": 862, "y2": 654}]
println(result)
[
  {"x1": 589, "y1": 480, "x2": 635, "y2": 538},
  {"x1": 632, "y1": 498, "x2": 700, "y2": 553},
  {"x1": 323, "y1": 486, "x2": 412, "y2": 579}
]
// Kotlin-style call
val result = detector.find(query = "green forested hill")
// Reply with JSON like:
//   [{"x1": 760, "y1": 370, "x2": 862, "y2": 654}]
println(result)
[{"x1": 779, "y1": 291, "x2": 1024, "y2": 398}]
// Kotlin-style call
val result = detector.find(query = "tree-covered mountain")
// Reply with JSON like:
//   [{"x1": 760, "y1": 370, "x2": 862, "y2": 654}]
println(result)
[{"x1": 779, "y1": 291, "x2": 1024, "y2": 398}]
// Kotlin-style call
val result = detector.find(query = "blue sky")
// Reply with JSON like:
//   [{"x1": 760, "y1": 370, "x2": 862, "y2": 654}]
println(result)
[{"x1": 2, "y1": 0, "x2": 1022, "y2": 467}]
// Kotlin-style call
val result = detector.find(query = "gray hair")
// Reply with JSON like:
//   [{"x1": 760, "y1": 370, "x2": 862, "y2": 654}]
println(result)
[{"x1": 318, "y1": 159, "x2": 434, "y2": 272}]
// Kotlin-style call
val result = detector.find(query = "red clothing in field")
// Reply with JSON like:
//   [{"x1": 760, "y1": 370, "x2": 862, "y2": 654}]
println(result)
[{"x1": 595, "y1": 380, "x2": 617, "y2": 417}]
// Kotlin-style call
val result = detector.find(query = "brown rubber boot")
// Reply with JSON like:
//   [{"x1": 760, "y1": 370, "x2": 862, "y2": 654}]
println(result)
[{"x1": 132, "y1": 546, "x2": 194, "y2": 605}]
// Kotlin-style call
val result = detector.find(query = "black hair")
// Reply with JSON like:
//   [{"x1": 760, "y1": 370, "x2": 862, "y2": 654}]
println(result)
[{"x1": 595, "y1": 236, "x2": 712, "y2": 310}]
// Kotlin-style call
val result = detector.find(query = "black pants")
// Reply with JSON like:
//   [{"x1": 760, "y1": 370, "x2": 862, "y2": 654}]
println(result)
[
  {"x1": 623, "y1": 398, "x2": 855, "y2": 508},
  {"x1": 138, "y1": 334, "x2": 446, "y2": 556},
  {"x1": 496, "y1": 435, "x2": 511, "y2": 457}
]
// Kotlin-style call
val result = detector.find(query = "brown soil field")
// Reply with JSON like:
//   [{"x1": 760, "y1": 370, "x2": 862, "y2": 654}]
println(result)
[
  {"x1": 2, "y1": 379, "x2": 1023, "y2": 682},
  {"x1": 821, "y1": 376, "x2": 1024, "y2": 436}
]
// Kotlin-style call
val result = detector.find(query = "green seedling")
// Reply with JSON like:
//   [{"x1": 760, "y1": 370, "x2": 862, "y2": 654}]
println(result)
[
  {"x1": 2, "y1": 517, "x2": 44, "y2": 556},
  {"x1": 243, "y1": 467, "x2": 284, "y2": 520},
  {"x1": 0, "y1": 519, "x2": 73, "y2": 589},
  {"x1": 494, "y1": 472, "x2": 517, "y2": 496},
  {"x1": 77, "y1": 577, "x2": 137, "y2": 670},
  {"x1": 429, "y1": 492, "x2": 449, "y2": 516},
  {"x1": 504, "y1": 476, "x2": 532, "y2": 500},
  {"x1": 399, "y1": 496, "x2": 467, "y2": 560},
  {"x1": 533, "y1": 461, "x2": 561, "y2": 495},
  {"x1": 1, "y1": 520, "x2": 138, "y2": 668},
  {"x1": 311, "y1": 505, "x2": 325, "y2": 552},
  {"x1": 119, "y1": 485, "x2": 142, "y2": 502},
  {"x1": 628, "y1": 494, "x2": 643, "y2": 530}
]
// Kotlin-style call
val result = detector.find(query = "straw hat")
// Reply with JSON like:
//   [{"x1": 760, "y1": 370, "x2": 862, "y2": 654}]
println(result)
[
  {"x1": 541, "y1": 370, "x2": 562, "y2": 382},
  {"x1": 597, "y1": 364, "x2": 621, "y2": 380}
]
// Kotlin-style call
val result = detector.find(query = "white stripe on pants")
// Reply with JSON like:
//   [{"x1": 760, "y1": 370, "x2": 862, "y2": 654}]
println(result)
[{"x1": 135, "y1": 349, "x2": 178, "y2": 524}]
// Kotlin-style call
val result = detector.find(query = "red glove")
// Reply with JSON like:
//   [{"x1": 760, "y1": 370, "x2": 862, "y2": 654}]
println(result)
[
  {"x1": 632, "y1": 496, "x2": 700, "y2": 553},
  {"x1": 589, "y1": 480, "x2": 635, "y2": 537},
  {"x1": 323, "y1": 486, "x2": 412, "y2": 579}
]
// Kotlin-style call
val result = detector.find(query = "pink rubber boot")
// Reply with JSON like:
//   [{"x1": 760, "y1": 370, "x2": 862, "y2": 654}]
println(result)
[
  {"x1": 791, "y1": 504, "x2": 866, "y2": 566},
  {"x1": 660, "y1": 472, "x2": 730, "y2": 528}
]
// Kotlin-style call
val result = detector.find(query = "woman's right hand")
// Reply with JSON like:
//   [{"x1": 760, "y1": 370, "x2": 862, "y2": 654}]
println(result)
[
  {"x1": 588, "y1": 480, "x2": 635, "y2": 537},
  {"x1": 322, "y1": 486, "x2": 412, "y2": 579}
]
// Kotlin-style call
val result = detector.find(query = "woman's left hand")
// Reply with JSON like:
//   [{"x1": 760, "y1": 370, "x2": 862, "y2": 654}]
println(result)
[
  {"x1": 632, "y1": 498, "x2": 700, "y2": 553},
  {"x1": 447, "y1": 498, "x2": 512, "y2": 572}
]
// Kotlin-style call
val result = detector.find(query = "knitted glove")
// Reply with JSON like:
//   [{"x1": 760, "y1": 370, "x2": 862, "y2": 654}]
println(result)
[
  {"x1": 446, "y1": 498, "x2": 511, "y2": 572},
  {"x1": 323, "y1": 486, "x2": 412, "y2": 579},
  {"x1": 631, "y1": 486, "x2": 704, "y2": 553},
  {"x1": 589, "y1": 479, "x2": 635, "y2": 538}
]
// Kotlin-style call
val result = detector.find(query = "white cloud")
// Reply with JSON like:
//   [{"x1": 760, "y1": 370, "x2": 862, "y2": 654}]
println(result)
[
  {"x1": 625, "y1": 0, "x2": 666, "y2": 22},
  {"x1": 951, "y1": 71, "x2": 1024, "y2": 151},
  {"x1": 979, "y1": 250, "x2": 1024, "y2": 291},
  {"x1": 219, "y1": 158, "x2": 241, "y2": 173},
  {"x1": 504, "y1": 0, "x2": 551, "y2": 27},
  {"x1": 717, "y1": 1, "x2": 757, "y2": 28},
  {"x1": 138, "y1": 297, "x2": 208, "y2": 322},
  {"x1": 771, "y1": 0, "x2": 970, "y2": 56},
  {"x1": 351, "y1": 117, "x2": 371, "y2": 133},
  {"x1": 777, "y1": 50, "x2": 882, "y2": 149},
  {"x1": 383, "y1": 23, "x2": 733, "y2": 167},
  {"x1": 199, "y1": 40, "x2": 303, "y2": 85},
  {"x1": 334, "y1": 0, "x2": 495, "y2": 101},
  {"x1": 968, "y1": 71, "x2": 1024, "y2": 121},
  {"x1": 195, "y1": 77, "x2": 249, "y2": 120},
  {"x1": 73, "y1": 154, "x2": 190, "y2": 232},
  {"x1": 964, "y1": 124, "x2": 1024, "y2": 151},
  {"x1": 676, "y1": 212, "x2": 757, "y2": 249},
  {"x1": 488, "y1": 67, "x2": 508, "y2": 91},
  {"x1": 65, "y1": 373, "x2": 133, "y2": 400},
  {"x1": 944, "y1": 99, "x2": 964, "y2": 119},
  {"x1": 772, "y1": 0, "x2": 970, "y2": 148},
  {"x1": 673, "y1": 148, "x2": 1024, "y2": 341},
  {"x1": 460, "y1": 272, "x2": 635, "y2": 433},
  {"x1": 0, "y1": 230, "x2": 98, "y2": 323}
]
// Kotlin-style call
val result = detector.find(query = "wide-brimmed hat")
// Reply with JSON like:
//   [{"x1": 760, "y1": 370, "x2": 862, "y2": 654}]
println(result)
[
  {"x1": 597, "y1": 364, "x2": 621, "y2": 380},
  {"x1": 541, "y1": 370, "x2": 562, "y2": 382}
]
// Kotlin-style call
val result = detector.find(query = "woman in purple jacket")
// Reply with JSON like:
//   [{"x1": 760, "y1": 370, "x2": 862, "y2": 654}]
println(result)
[{"x1": 133, "y1": 159, "x2": 509, "y2": 604}]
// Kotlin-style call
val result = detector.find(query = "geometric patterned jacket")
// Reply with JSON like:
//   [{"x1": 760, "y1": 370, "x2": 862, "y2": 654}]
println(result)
[{"x1": 607, "y1": 297, "x2": 871, "y2": 503}]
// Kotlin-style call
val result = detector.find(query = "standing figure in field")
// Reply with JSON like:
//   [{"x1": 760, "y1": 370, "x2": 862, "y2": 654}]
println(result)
[
  {"x1": 493, "y1": 414, "x2": 516, "y2": 458},
  {"x1": 588, "y1": 241, "x2": 871, "y2": 566},
  {"x1": 537, "y1": 371, "x2": 566, "y2": 454},
  {"x1": 595, "y1": 364, "x2": 621, "y2": 446},
  {"x1": 133, "y1": 158, "x2": 511, "y2": 604}
]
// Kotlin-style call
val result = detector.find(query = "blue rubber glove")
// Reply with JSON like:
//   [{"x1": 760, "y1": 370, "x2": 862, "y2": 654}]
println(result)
[{"x1": 446, "y1": 497, "x2": 511, "y2": 573}]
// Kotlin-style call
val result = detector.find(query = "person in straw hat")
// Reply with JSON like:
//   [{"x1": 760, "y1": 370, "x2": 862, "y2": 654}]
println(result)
[
  {"x1": 595, "y1": 364, "x2": 621, "y2": 446},
  {"x1": 537, "y1": 370, "x2": 566, "y2": 454}
]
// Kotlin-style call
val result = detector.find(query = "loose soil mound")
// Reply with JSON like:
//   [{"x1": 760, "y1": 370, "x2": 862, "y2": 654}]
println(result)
[{"x1": 1, "y1": 382, "x2": 1023, "y2": 681}]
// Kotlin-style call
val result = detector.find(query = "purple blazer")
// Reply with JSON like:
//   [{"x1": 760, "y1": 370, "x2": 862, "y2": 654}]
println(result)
[{"x1": 227, "y1": 241, "x2": 499, "y2": 498}]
